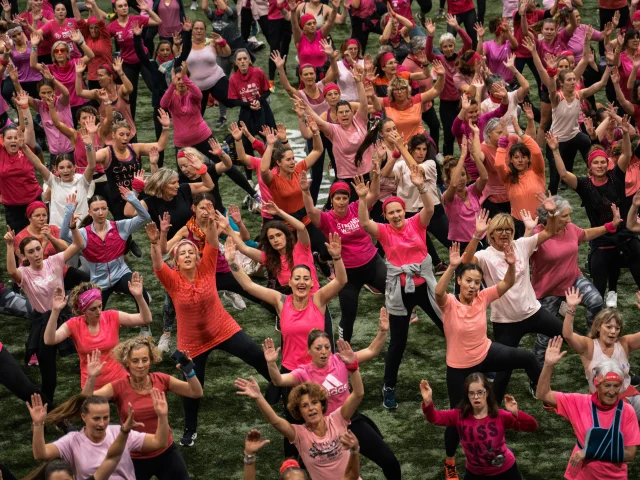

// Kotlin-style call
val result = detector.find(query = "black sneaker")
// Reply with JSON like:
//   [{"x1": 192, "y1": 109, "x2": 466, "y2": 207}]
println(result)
[
  {"x1": 631, "y1": 374, "x2": 640, "y2": 387},
  {"x1": 215, "y1": 117, "x2": 227, "y2": 129},
  {"x1": 382, "y1": 385, "x2": 398, "y2": 409},
  {"x1": 180, "y1": 429, "x2": 197, "y2": 447},
  {"x1": 129, "y1": 239, "x2": 142, "y2": 258}
]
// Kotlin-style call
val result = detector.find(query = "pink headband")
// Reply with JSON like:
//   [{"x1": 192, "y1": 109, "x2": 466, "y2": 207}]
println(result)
[
  {"x1": 380, "y1": 52, "x2": 396, "y2": 67},
  {"x1": 329, "y1": 181, "x2": 350, "y2": 198},
  {"x1": 280, "y1": 459, "x2": 301, "y2": 474},
  {"x1": 26, "y1": 201, "x2": 47, "y2": 219},
  {"x1": 87, "y1": 16, "x2": 98, "y2": 25},
  {"x1": 382, "y1": 196, "x2": 406, "y2": 213},
  {"x1": 322, "y1": 83, "x2": 341, "y2": 96},
  {"x1": 595, "y1": 372, "x2": 623, "y2": 386},
  {"x1": 346, "y1": 39, "x2": 359, "y2": 48},
  {"x1": 588, "y1": 149, "x2": 608, "y2": 167},
  {"x1": 299, "y1": 14, "x2": 315, "y2": 27},
  {"x1": 633, "y1": 10, "x2": 640, "y2": 21},
  {"x1": 560, "y1": 50, "x2": 574, "y2": 58},
  {"x1": 172, "y1": 239, "x2": 201, "y2": 264},
  {"x1": 177, "y1": 150, "x2": 186, "y2": 158},
  {"x1": 77, "y1": 289, "x2": 102, "y2": 313},
  {"x1": 468, "y1": 52, "x2": 482, "y2": 65}
]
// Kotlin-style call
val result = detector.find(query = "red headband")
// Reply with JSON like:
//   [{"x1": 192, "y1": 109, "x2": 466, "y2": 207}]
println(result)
[
  {"x1": 595, "y1": 372, "x2": 623, "y2": 386},
  {"x1": 346, "y1": 39, "x2": 359, "y2": 48},
  {"x1": 299, "y1": 63, "x2": 315, "y2": 74},
  {"x1": 322, "y1": 83, "x2": 341, "y2": 96},
  {"x1": 26, "y1": 201, "x2": 47, "y2": 219},
  {"x1": 560, "y1": 50, "x2": 574, "y2": 58},
  {"x1": 280, "y1": 459, "x2": 301, "y2": 474},
  {"x1": 468, "y1": 52, "x2": 482, "y2": 65},
  {"x1": 100, "y1": 63, "x2": 116, "y2": 79},
  {"x1": 177, "y1": 150, "x2": 186, "y2": 158},
  {"x1": 587, "y1": 149, "x2": 608, "y2": 167},
  {"x1": 380, "y1": 52, "x2": 396, "y2": 67},
  {"x1": 633, "y1": 10, "x2": 640, "y2": 21},
  {"x1": 382, "y1": 196, "x2": 406, "y2": 213},
  {"x1": 329, "y1": 181, "x2": 350, "y2": 198},
  {"x1": 299, "y1": 13, "x2": 315, "y2": 27}
]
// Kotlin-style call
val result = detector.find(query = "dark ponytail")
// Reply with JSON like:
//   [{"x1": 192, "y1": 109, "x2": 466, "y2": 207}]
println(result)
[{"x1": 355, "y1": 118, "x2": 394, "y2": 167}]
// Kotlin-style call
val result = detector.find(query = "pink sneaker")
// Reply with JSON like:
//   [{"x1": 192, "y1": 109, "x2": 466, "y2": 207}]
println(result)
[{"x1": 28, "y1": 353, "x2": 39, "y2": 366}]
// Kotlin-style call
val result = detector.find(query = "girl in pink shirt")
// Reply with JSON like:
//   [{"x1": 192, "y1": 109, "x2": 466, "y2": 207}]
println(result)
[
  {"x1": 537, "y1": 337, "x2": 640, "y2": 480},
  {"x1": 421, "y1": 374, "x2": 538, "y2": 480},
  {"x1": 291, "y1": 0, "x2": 340, "y2": 74},
  {"x1": 434, "y1": 241, "x2": 539, "y2": 478},
  {"x1": 264, "y1": 314, "x2": 401, "y2": 478}
]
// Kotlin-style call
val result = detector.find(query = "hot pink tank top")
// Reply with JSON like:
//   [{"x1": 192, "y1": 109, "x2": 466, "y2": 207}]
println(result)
[
  {"x1": 298, "y1": 31, "x2": 326, "y2": 68},
  {"x1": 280, "y1": 294, "x2": 324, "y2": 370}
]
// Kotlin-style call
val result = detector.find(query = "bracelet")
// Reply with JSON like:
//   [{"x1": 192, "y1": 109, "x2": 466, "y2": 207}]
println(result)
[
  {"x1": 607, "y1": 63, "x2": 614, "y2": 67},
  {"x1": 21, "y1": 105, "x2": 29, "y2": 109},
  {"x1": 162, "y1": 126, "x2": 170, "y2": 130},
  {"x1": 186, "y1": 370, "x2": 196, "y2": 378},
  {"x1": 350, "y1": 447, "x2": 360, "y2": 455},
  {"x1": 216, "y1": 39, "x2": 228, "y2": 48},
  {"x1": 32, "y1": 422, "x2": 44, "y2": 427},
  {"x1": 281, "y1": 139, "x2": 289, "y2": 144},
  {"x1": 332, "y1": 256, "x2": 342, "y2": 261},
  {"x1": 566, "y1": 308, "x2": 576, "y2": 316},
  {"x1": 85, "y1": 144, "x2": 93, "y2": 152},
  {"x1": 418, "y1": 187, "x2": 428, "y2": 195},
  {"x1": 312, "y1": 131, "x2": 320, "y2": 136},
  {"x1": 195, "y1": 165, "x2": 208, "y2": 176},
  {"x1": 243, "y1": 453, "x2": 256, "y2": 465},
  {"x1": 472, "y1": 234, "x2": 482, "y2": 240},
  {"x1": 605, "y1": 221, "x2": 617, "y2": 233}
]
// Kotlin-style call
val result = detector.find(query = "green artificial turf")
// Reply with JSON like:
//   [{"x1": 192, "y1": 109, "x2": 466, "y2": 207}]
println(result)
[{"x1": 2, "y1": 0, "x2": 640, "y2": 478}]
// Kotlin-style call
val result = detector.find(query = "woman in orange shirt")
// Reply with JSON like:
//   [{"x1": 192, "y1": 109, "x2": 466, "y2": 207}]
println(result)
[
  {"x1": 494, "y1": 133, "x2": 546, "y2": 238},
  {"x1": 147, "y1": 218, "x2": 269, "y2": 448}
]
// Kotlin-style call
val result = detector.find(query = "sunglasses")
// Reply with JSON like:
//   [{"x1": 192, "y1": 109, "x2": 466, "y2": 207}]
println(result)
[{"x1": 53, "y1": 48, "x2": 67, "y2": 54}]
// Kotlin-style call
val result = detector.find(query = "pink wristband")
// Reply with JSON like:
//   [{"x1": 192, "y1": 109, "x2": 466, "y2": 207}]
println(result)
[
  {"x1": 345, "y1": 357, "x2": 359, "y2": 372},
  {"x1": 217, "y1": 39, "x2": 227, "y2": 48},
  {"x1": 605, "y1": 221, "x2": 616, "y2": 233},
  {"x1": 196, "y1": 165, "x2": 208, "y2": 176},
  {"x1": 132, "y1": 177, "x2": 145, "y2": 193}
]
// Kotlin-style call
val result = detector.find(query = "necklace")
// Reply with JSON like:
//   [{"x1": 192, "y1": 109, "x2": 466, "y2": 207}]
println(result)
[{"x1": 130, "y1": 376, "x2": 152, "y2": 391}]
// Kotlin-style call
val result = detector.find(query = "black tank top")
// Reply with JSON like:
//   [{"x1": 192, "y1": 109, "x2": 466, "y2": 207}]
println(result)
[{"x1": 104, "y1": 144, "x2": 141, "y2": 205}]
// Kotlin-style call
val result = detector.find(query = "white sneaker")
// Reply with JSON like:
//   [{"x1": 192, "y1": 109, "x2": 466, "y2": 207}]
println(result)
[
  {"x1": 224, "y1": 291, "x2": 247, "y2": 310},
  {"x1": 606, "y1": 291, "x2": 618, "y2": 308},
  {"x1": 158, "y1": 332, "x2": 171, "y2": 353},
  {"x1": 190, "y1": 1, "x2": 197, "y2": 10}
]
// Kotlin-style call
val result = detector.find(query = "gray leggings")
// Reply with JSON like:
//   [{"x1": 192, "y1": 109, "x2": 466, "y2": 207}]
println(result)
[{"x1": 533, "y1": 275, "x2": 603, "y2": 364}]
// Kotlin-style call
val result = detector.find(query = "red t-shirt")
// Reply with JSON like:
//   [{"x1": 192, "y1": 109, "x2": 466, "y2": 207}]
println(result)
[
  {"x1": 108, "y1": 16, "x2": 150, "y2": 64},
  {"x1": 111, "y1": 372, "x2": 172, "y2": 459},
  {"x1": 228, "y1": 66, "x2": 270, "y2": 103},
  {"x1": 447, "y1": 0, "x2": 474, "y2": 15},
  {"x1": 20, "y1": 10, "x2": 55, "y2": 55},
  {"x1": 41, "y1": 18, "x2": 80, "y2": 58},
  {"x1": 78, "y1": 19, "x2": 113, "y2": 81},
  {"x1": 0, "y1": 146, "x2": 43, "y2": 206},
  {"x1": 65, "y1": 310, "x2": 129, "y2": 389},
  {"x1": 513, "y1": 10, "x2": 546, "y2": 58}
]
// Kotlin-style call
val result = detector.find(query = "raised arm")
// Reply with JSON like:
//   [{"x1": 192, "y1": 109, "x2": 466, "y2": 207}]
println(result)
[
  {"x1": 43, "y1": 287, "x2": 71, "y2": 345},
  {"x1": 263, "y1": 337, "x2": 297, "y2": 387},
  {"x1": 535, "y1": 336, "x2": 567, "y2": 407},
  {"x1": 116, "y1": 273, "x2": 152, "y2": 326},
  {"x1": 562, "y1": 287, "x2": 591, "y2": 355},
  {"x1": 443, "y1": 137, "x2": 468, "y2": 205},
  {"x1": 146, "y1": 223, "x2": 165, "y2": 271},
  {"x1": 546, "y1": 133, "x2": 578, "y2": 189},
  {"x1": 28, "y1": 394, "x2": 60, "y2": 461},
  {"x1": 435, "y1": 243, "x2": 460, "y2": 307},
  {"x1": 340, "y1": 365, "x2": 364, "y2": 421},
  {"x1": 265, "y1": 201, "x2": 310, "y2": 246},
  {"x1": 315, "y1": 233, "x2": 347, "y2": 306},
  {"x1": 320, "y1": 0, "x2": 339, "y2": 38},
  {"x1": 628, "y1": 191, "x2": 640, "y2": 233},
  {"x1": 139, "y1": 390, "x2": 170, "y2": 452},
  {"x1": 496, "y1": 244, "x2": 516, "y2": 297},
  {"x1": 355, "y1": 175, "x2": 379, "y2": 238},
  {"x1": 259, "y1": 129, "x2": 277, "y2": 184},
  {"x1": 300, "y1": 170, "x2": 321, "y2": 225},
  {"x1": 270, "y1": 50, "x2": 300, "y2": 98},
  {"x1": 353, "y1": 307, "x2": 389, "y2": 363},
  {"x1": 289, "y1": 0, "x2": 302, "y2": 44}
]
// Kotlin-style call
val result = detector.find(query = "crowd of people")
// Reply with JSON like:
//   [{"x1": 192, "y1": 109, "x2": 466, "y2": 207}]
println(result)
[{"x1": 2, "y1": 0, "x2": 640, "y2": 478}]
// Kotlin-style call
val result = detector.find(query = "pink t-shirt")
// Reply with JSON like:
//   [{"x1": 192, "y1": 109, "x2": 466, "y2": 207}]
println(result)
[
  {"x1": 159, "y1": 76, "x2": 211, "y2": 147},
  {"x1": 483, "y1": 40, "x2": 513, "y2": 83},
  {"x1": 65, "y1": 310, "x2": 129, "y2": 389},
  {"x1": 555, "y1": 392, "x2": 640, "y2": 480},
  {"x1": 248, "y1": 157, "x2": 275, "y2": 219},
  {"x1": 324, "y1": 114, "x2": 372, "y2": 179},
  {"x1": 108, "y1": 15, "x2": 150, "y2": 64},
  {"x1": 389, "y1": 0, "x2": 413, "y2": 20},
  {"x1": 291, "y1": 354, "x2": 349, "y2": 414},
  {"x1": 157, "y1": 0, "x2": 182, "y2": 38},
  {"x1": 280, "y1": 294, "x2": 325, "y2": 370},
  {"x1": 443, "y1": 184, "x2": 482, "y2": 243},
  {"x1": 41, "y1": 18, "x2": 80, "y2": 58},
  {"x1": 54, "y1": 425, "x2": 145, "y2": 480},
  {"x1": 441, "y1": 286, "x2": 499, "y2": 368},
  {"x1": 35, "y1": 95, "x2": 74, "y2": 155},
  {"x1": 376, "y1": 213, "x2": 428, "y2": 287},
  {"x1": 561, "y1": 25, "x2": 602, "y2": 63},
  {"x1": 531, "y1": 223, "x2": 585, "y2": 298},
  {"x1": 18, "y1": 252, "x2": 65, "y2": 314},
  {"x1": 261, "y1": 242, "x2": 320, "y2": 292},
  {"x1": 319, "y1": 202, "x2": 377, "y2": 269},
  {"x1": 49, "y1": 58, "x2": 86, "y2": 107},
  {"x1": 298, "y1": 31, "x2": 326, "y2": 68},
  {"x1": 292, "y1": 409, "x2": 351, "y2": 480}
]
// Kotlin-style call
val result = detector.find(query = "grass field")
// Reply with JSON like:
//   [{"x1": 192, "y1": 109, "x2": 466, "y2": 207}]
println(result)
[{"x1": 2, "y1": 0, "x2": 640, "y2": 478}]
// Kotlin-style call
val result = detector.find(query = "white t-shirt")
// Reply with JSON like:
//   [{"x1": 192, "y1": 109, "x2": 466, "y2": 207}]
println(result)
[
  {"x1": 480, "y1": 90, "x2": 521, "y2": 134},
  {"x1": 45, "y1": 173, "x2": 94, "y2": 228},
  {"x1": 393, "y1": 159, "x2": 439, "y2": 212},
  {"x1": 54, "y1": 425, "x2": 145, "y2": 480},
  {"x1": 474, "y1": 235, "x2": 540, "y2": 323}
]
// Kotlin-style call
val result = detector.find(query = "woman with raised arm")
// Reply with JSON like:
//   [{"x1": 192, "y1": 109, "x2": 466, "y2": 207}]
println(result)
[
  {"x1": 434, "y1": 241, "x2": 541, "y2": 478},
  {"x1": 107, "y1": 0, "x2": 162, "y2": 119},
  {"x1": 75, "y1": 57, "x2": 135, "y2": 143},
  {"x1": 549, "y1": 122, "x2": 640, "y2": 304},
  {"x1": 60, "y1": 191, "x2": 152, "y2": 308},
  {"x1": 36, "y1": 2, "x2": 80, "y2": 58},
  {"x1": 27, "y1": 390, "x2": 170, "y2": 478},
  {"x1": 562, "y1": 291, "x2": 640, "y2": 418},
  {"x1": 4, "y1": 216, "x2": 84, "y2": 408},
  {"x1": 75, "y1": 0, "x2": 112, "y2": 91},
  {"x1": 78, "y1": 338, "x2": 199, "y2": 479},
  {"x1": 357, "y1": 165, "x2": 444, "y2": 409},
  {"x1": 235, "y1": 357, "x2": 363, "y2": 479},
  {"x1": 461, "y1": 194, "x2": 562, "y2": 400},
  {"x1": 536, "y1": 337, "x2": 640, "y2": 479},
  {"x1": 1, "y1": 23, "x2": 42, "y2": 100},
  {"x1": 43, "y1": 272, "x2": 151, "y2": 389},
  {"x1": 147, "y1": 218, "x2": 269, "y2": 448},
  {"x1": 420, "y1": 374, "x2": 538, "y2": 480},
  {"x1": 263, "y1": 319, "x2": 401, "y2": 479}
]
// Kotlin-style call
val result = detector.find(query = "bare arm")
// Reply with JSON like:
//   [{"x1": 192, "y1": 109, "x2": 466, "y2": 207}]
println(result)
[
  {"x1": 315, "y1": 233, "x2": 347, "y2": 306},
  {"x1": 535, "y1": 336, "x2": 566, "y2": 407},
  {"x1": 339, "y1": 368, "x2": 364, "y2": 421}
]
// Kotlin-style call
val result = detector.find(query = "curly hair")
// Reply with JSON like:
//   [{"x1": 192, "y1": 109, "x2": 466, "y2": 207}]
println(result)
[
  {"x1": 287, "y1": 382, "x2": 328, "y2": 421},
  {"x1": 68, "y1": 282, "x2": 102, "y2": 315},
  {"x1": 388, "y1": 77, "x2": 411, "y2": 103},
  {"x1": 259, "y1": 221, "x2": 296, "y2": 279},
  {"x1": 456, "y1": 50, "x2": 477, "y2": 77},
  {"x1": 112, "y1": 336, "x2": 163, "y2": 368},
  {"x1": 442, "y1": 156, "x2": 463, "y2": 186}
]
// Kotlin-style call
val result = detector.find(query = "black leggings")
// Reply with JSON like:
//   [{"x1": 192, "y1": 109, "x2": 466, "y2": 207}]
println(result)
[
  {"x1": 440, "y1": 99, "x2": 459, "y2": 156},
  {"x1": 63, "y1": 266, "x2": 90, "y2": 292},
  {"x1": 199, "y1": 77, "x2": 232, "y2": 116},
  {"x1": 132, "y1": 443, "x2": 190, "y2": 480},
  {"x1": 268, "y1": 19, "x2": 292, "y2": 80},
  {"x1": 101, "y1": 271, "x2": 151, "y2": 310},
  {"x1": 446, "y1": 8, "x2": 477, "y2": 50},
  {"x1": 349, "y1": 412, "x2": 402, "y2": 479},
  {"x1": 0, "y1": 345, "x2": 41, "y2": 403},
  {"x1": 350, "y1": 16, "x2": 383, "y2": 55},
  {"x1": 4, "y1": 202, "x2": 32, "y2": 233},
  {"x1": 444, "y1": 342, "x2": 540, "y2": 457},
  {"x1": 153, "y1": 107, "x2": 165, "y2": 168},
  {"x1": 426, "y1": 204, "x2": 451, "y2": 266},
  {"x1": 464, "y1": 462, "x2": 521, "y2": 480},
  {"x1": 184, "y1": 330, "x2": 269, "y2": 430},
  {"x1": 546, "y1": 132, "x2": 591, "y2": 194},
  {"x1": 121, "y1": 61, "x2": 153, "y2": 120},
  {"x1": 384, "y1": 282, "x2": 444, "y2": 387},
  {"x1": 515, "y1": 57, "x2": 542, "y2": 92},
  {"x1": 422, "y1": 107, "x2": 441, "y2": 150},
  {"x1": 240, "y1": 9, "x2": 269, "y2": 42},
  {"x1": 589, "y1": 238, "x2": 640, "y2": 297},
  {"x1": 338, "y1": 254, "x2": 387, "y2": 342},
  {"x1": 306, "y1": 221, "x2": 331, "y2": 260},
  {"x1": 491, "y1": 308, "x2": 563, "y2": 400},
  {"x1": 306, "y1": 136, "x2": 327, "y2": 204},
  {"x1": 414, "y1": 0, "x2": 431, "y2": 13}
]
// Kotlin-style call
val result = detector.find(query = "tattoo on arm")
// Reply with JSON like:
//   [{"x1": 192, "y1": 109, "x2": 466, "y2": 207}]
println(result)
[{"x1": 230, "y1": 263, "x2": 240, "y2": 272}]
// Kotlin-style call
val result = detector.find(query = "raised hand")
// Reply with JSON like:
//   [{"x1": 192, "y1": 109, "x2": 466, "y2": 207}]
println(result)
[
  {"x1": 122, "y1": 402, "x2": 145, "y2": 432},
  {"x1": 461, "y1": 93, "x2": 471, "y2": 111},
  {"x1": 228, "y1": 122, "x2": 243, "y2": 141},
  {"x1": 208, "y1": 137, "x2": 223, "y2": 157},
  {"x1": 474, "y1": 22, "x2": 485, "y2": 38},
  {"x1": 522, "y1": 36, "x2": 536, "y2": 54},
  {"x1": 299, "y1": 170, "x2": 310, "y2": 192},
  {"x1": 475, "y1": 209, "x2": 490, "y2": 236},
  {"x1": 431, "y1": 59, "x2": 445, "y2": 77},
  {"x1": 520, "y1": 210, "x2": 538, "y2": 231},
  {"x1": 424, "y1": 18, "x2": 436, "y2": 35},
  {"x1": 269, "y1": 50, "x2": 286, "y2": 69},
  {"x1": 145, "y1": 222, "x2": 160, "y2": 243},
  {"x1": 445, "y1": 13, "x2": 458, "y2": 29},
  {"x1": 245, "y1": 429, "x2": 270, "y2": 455},
  {"x1": 262, "y1": 337, "x2": 281, "y2": 363},
  {"x1": 127, "y1": 271, "x2": 144, "y2": 297},
  {"x1": 157, "y1": 108, "x2": 170, "y2": 128},
  {"x1": 276, "y1": 123, "x2": 288, "y2": 141},
  {"x1": 351, "y1": 174, "x2": 370, "y2": 198},
  {"x1": 228, "y1": 204, "x2": 242, "y2": 224},
  {"x1": 325, "y1": 232, "x2": 342, "y2": 259},
  {"x1": 262, "y1": 201, "x2": 280, "y2": 217},
  {"x1": 419, "y1": 379, "x2": 433, "y2": 404},
  {"x1": 504, "y1": 395, "x2": 518, "y2": 416},
  {"x1": 26, "y1": 393, "x2": 48, "y2": 424},
  {"x1": 503, "y1": 242, "x2": 516, "y2": 265},
  {"x1": 535, "y1": 190, "x2": 557, "y2": 213},
  {"x1": 448, "y1": 242, "x2": 462, "y2": 267},
  {"x1": 336, "y1": 339, "x2": 356, "y2": 364},
  {"x1": 223, "y1": 236, "x2": 237, "y2": 265},
  {"x1": 611, "y1": 204, "x2": 622, "y2": 228},
  {"x1": 51, "y1": 286, "x2": 68, "y2": 312},
  {"x1": 234, "y1": 376, "x2": 262, "y2": 399},
  {"x1": 409, "y1": 163, "x2": 425, "y2": 189},
  {"x1": 544, "y1": 336, "x2": 567, "y2": 366},
  {"x1": 87, "y1": 349, "x2": 106, "y2": 378},
  {"x1": 3, "y1": 227, "x2": 15, "y2": 246},
  {"x1": 149, "y1": 146, "x2": 159, "y2": 166},
  {"x1": 565, "y1": 286, "x2": 583, "y2": 309},
  {"x1": 151, "y1": 388, "x2": 168, "y2": 416},
  {"x1": 379, "y1": 306, "x2": 389, "y2": 332}
]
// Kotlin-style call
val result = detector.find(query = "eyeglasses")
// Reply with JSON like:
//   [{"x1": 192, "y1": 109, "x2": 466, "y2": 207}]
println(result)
[
  {"x1": 53, "y1": 48, "x2": 67, "y2": 54},
  {"x1": 495, "y1": 228, "x2": 513, "y2": 234},
  {"x1": 468, "y1": 390, "x2": 487, "y2": 398}
]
